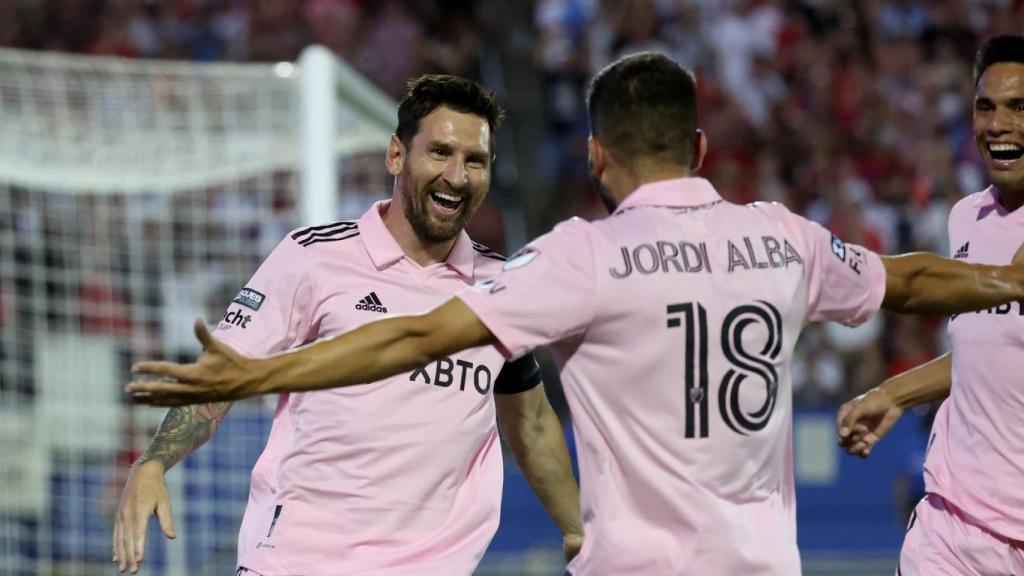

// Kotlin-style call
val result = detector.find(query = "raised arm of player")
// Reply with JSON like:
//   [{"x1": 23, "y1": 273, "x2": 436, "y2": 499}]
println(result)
[
  {"x1": 836, "y1": 352, "x2": 952, "y2": 458},
  {"x1": 127, "y1": 298, "x2": 493, "y2": 405},
  {"x1": 495, "y1": 386, "x2": 583, "y2": 561},
  {"x1": 878, "y1": 243, "x2": 1024, "y2": 314},
  {"x1": 113, "y1": 401, "x2": 231, "y2": 574}
]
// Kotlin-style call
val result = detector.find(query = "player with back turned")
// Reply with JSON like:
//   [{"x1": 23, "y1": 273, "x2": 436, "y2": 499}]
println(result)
[
  {"x1": 837, "y1": 35, "x2": 1024, "y2": 575},
  {"x1": 130, "y1": 52, "x2": 1024, "y2": 575},
  {"x1": 113, "y1": 75, "x2": 582, "y2": 575}
]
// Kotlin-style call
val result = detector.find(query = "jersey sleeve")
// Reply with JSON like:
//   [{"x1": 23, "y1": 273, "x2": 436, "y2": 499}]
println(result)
[
  {"x1": 457, "y1": 219, "x2": 598, "y2": 360},
  {"x1": 795, "y1": 214, "x2": 886, "y2": 326},
  {"x1": 493, "y1": 352, "x2": 543, "y2": 395},
  {"x1": 213, "y1": 235, "x2": 318, "y2": 357}
]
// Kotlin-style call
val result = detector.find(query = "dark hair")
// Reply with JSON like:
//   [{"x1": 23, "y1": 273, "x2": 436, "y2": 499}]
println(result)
[
  {"x1": 395, "y1": 74, "x2": 505, "y2": 151},
  {"x1": 974, "y1": 35, "x2": 1024, "y2": 86},
  {"x1": 586, "y1": 52, "x2": 698, "y2": 169}
]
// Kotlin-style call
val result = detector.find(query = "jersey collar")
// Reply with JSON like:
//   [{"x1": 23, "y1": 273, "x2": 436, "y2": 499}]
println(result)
[
  {"x1": 613, "y1": 177, "x2": 723, "y2": 215},
  {"x1": 358, "y1": 200, "x2": 476, "y2": 277},
  {"x1": 971, "y1": 186, "x2": 1001, "y2": 209}
]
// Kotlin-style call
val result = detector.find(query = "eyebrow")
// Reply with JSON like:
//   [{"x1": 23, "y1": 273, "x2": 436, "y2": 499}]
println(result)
[
  {"x1": 426, "y1": 141, "x2": 490, "y2": 162},
  {"x1": 975, "y1": 96, "x2": 1024, "y2": 108}
]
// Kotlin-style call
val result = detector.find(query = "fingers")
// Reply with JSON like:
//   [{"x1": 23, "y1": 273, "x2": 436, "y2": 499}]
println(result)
[
  {"x1": 121, "y1": 507, "x2": 137, "y2": 573},
  {"x1": 131, "y1": 360, "x2": 196, "y2": 381},
  {"x1": 194, "y1": 319, "x2": 216, "y2": 351},
  {"x1": 132, "y1": 504, "x2": 149, "y2": 573},
  {"x1": 843, "y1": 429, "x2": 878, "y2": 457},
  {"x1": 129, "y1": 391, "x2": 206, "y2": 407},
  {"x1": 156, "y1": 496, "x2": 177, "y2": 540},
  {"x1": 836, "y1": 401, "x2": 853, "y2": 438},
  {"x1": 127, "y1": 379, "x2": 222, "y2": 407},
  {"x1": 126, "y1": 380, "x2": 205, "y2": 396},
  {"x1": 837, "y1": 402, "x2": 869, "y2": 444},
  {"x1": 113, "y1": 517, "x2": 125, "y2": 571}
]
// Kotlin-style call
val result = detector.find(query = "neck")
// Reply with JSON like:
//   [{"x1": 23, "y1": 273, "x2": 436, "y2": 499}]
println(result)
[
  {"x1": 380, "y1": 201, "x2": 457, "y2": 267},
  {"x1": 609, "y1": 165, "x2": 691, "y2": 207},
  {"x1": 998, "y1": 187, "x2": 1024, "y2": 212}
]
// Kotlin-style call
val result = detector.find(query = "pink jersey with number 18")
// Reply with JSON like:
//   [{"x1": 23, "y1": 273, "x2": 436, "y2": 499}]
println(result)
[{"x1": 458, "y1": 177, "x2": 887, "y2": 575}]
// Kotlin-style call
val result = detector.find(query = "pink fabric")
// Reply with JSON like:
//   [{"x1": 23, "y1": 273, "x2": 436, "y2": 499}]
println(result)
[
  {"x1": 898, "y1": 494, "x2": 1024, "y2": 576},
  {"x1": 923, "y1": 186, "x2": 1024, "y2": 542},
  {"x1": 214, "y1": 202, "x2": 507, "y2": 576},
  {"x1": 458, "y1": 177, "x2": 886, "y2": 575}
]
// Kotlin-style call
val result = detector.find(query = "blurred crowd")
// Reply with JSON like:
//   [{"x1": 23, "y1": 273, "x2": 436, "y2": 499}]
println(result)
[{"x1": 3, "y1": 0, "x2": 1024, "y2": 407}]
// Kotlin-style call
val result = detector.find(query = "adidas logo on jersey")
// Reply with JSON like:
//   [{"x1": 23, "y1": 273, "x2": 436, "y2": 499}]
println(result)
[
  {"x1": 355, "y1": 292, "x2": 388, "y2": 313},
  {"x1": 954, "y1": 242, "x2": 969, "y2": 259}
]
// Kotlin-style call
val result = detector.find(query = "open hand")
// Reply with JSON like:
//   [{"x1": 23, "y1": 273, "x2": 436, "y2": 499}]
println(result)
[
  {"x1": 113, "y1": 461, "x2": 175, "y2": 573},
  {"x1": 127, "y1": 320, "x2": 260, "y2": 406}
]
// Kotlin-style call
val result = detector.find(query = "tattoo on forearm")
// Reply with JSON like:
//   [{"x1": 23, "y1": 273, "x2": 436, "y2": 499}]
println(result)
[{"x1": 137, "y1": 402, "x2": 231, "y2": 470}]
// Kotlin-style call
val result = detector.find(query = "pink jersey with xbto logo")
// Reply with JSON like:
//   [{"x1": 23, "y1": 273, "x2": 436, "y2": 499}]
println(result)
[
  {"x1": 213, "y1": 202, "x2": 514, "y2": 576},
  {"x1": 458, "y1": 178, "x2": 887, "y2": 575},
  {"x1": 923, "y1": 187, "x2": 1024, "y2": 541}
]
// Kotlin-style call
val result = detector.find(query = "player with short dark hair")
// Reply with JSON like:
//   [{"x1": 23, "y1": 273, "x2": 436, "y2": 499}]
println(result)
[
  {"x1": 129, "y1": 52, "x2": 1024, "y2": 575},
  {"x1": 837, "y1": 34, "x2": 1024, "y2": 575},
  {"x1": 113, "y1": 74, "x2": 582, "y2": 575}
]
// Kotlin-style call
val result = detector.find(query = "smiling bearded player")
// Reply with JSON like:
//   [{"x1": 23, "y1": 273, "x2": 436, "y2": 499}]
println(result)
[
  {"x1": 112, "y1": 75, "x2": 582, "y2": 576},
  {"x1": 838, "y1": 35, "x2": 1024, "y2": 575}
]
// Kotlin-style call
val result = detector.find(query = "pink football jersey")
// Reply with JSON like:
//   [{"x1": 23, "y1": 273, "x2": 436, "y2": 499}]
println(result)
[
  {"x1": 923, "y1": 187, "x2": 1024, "y2": 541},
  {"x1": 458, "y1": 178, "x2": 887, "y2": 575},
  {"x1": 213, "y1": 202, "x2": 516, "y2": 576}
]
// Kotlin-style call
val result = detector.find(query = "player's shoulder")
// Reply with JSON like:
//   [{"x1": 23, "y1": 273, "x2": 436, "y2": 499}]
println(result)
[
  {"x1": 950, "y1": 188, "x2": 992, "y2": 218},
  {"x1": 541, "y1": 216, "x2": 602, "y2": 247},
  {"x1": 285, "y1": 220, "x2": 362, "y2": 251},
  {"x1": 743, "y1": 199, "x2": 797, "y2": 218}
]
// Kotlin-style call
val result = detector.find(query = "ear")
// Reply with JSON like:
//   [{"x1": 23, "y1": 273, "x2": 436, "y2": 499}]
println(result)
[
  {"x1": 386, "y1": 134, "x2": 404, "y2": 177},
  {"x1": 588, "y1": 136, "x2": 607, "y2": 179},
  {"x1": 691, "y1": 129, "x2": 707, "y2": 173}
]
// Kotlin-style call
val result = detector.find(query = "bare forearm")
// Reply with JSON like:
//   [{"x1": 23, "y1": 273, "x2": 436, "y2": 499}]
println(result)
[
  {"x1": 498, "y1": 399, "x2": 582, "y2": 536},
  {"x1": 882, "y1": 253, "x2": 1024, "y2": 314},
  {"x1": 136, "y1": 402, "x2": 231, "y2": 471},
  {"x1": 880, "y1": 352, "x2": 952, "y2": 410},
  {"x1": 255, "y1": 301, "x2": 493, "y2": 395}
]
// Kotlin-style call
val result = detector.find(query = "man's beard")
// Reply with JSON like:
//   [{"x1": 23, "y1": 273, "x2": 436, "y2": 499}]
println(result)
[
  {"x1": 595, "y1": 178, "x2": 618, "y2": 214},
  {"x1": 403, "y1": 179, "x2": 472, "y2": 242},
  {"x1": 589, "y1": 156, "x2": 617, "y2": 214}
]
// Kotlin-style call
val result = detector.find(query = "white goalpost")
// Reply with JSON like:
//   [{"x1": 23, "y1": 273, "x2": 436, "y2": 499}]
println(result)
[{"x1": 0, "y1": 45, "x2": 396, "y2": 575}]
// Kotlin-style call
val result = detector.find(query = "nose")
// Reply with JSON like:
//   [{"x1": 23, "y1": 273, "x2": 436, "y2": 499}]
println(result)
[
  {"x1": 987, "y1": 106, "x2": 1013, "y2": 136},
  {"x1": 442, "y1": 158, "x2": 468, "y2": 189}
]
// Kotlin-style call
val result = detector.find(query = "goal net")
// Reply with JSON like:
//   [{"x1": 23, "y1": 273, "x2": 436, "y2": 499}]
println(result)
[{"x1": 0, "y1": 46, "x2": 395, "y2": 575}]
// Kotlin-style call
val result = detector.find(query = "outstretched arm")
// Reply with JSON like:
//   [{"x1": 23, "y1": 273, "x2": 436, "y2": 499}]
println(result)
[
  {"x1": 879, "y1": 245, "x2": 1024, "y2": 314},
  {"x1": 128, "y1": 298, "x2": 494, "y2": 405},
  {"x1": 836, "y1": 352, "x2": 951, "y2": 458}
]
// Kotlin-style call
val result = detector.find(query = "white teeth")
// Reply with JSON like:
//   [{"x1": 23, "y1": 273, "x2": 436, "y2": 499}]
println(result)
[
  {"x1": 432, "y1": 192, "x2": 462, "y2": 202},
  {"x1": 989, "y1": 143, "x2": 1022, "y2": 152}
]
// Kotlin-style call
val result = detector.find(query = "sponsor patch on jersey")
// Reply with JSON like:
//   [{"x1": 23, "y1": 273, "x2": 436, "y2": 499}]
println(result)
[
  {"x1": 503, "y1": 248, "x2": 538, "y2": 271},
  {"x1": 233, "y1": 287, "x2": 266, "y2": 311},
  {"x1": 830, "y1": 235, "x2": 846, "y2": 263}
]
